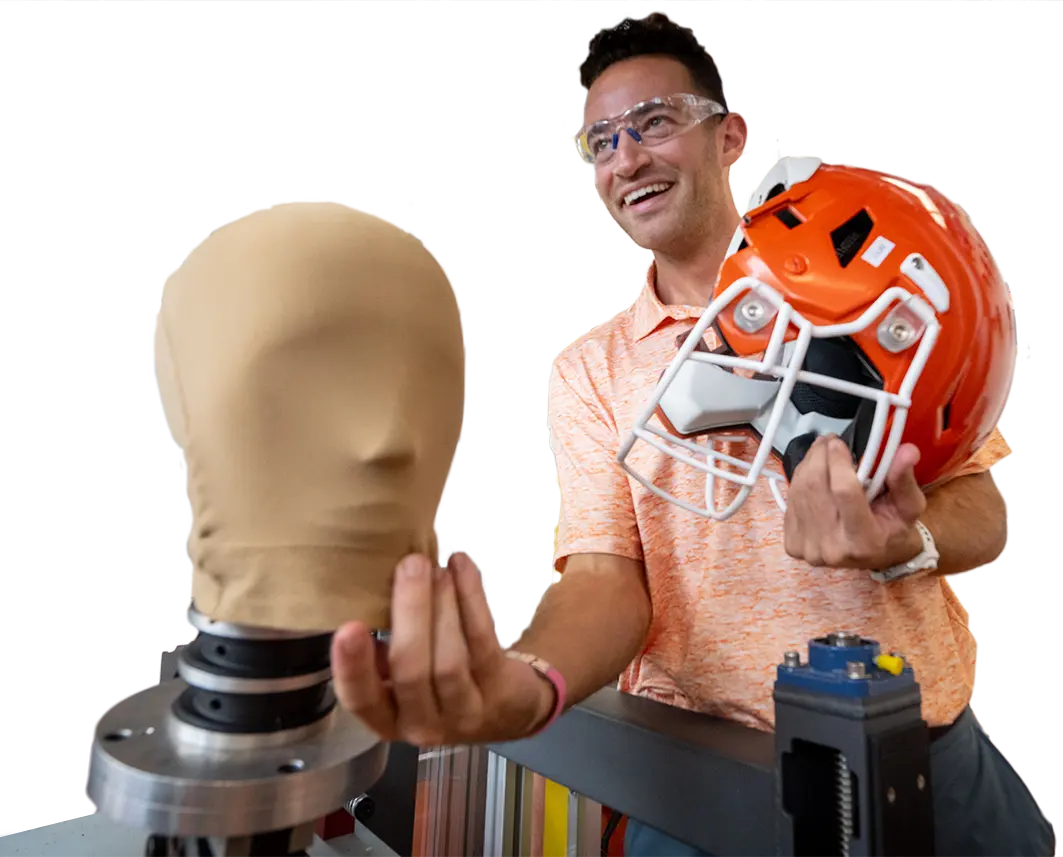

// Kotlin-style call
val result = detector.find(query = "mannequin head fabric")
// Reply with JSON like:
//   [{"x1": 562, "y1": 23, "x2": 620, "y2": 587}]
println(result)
[{"x1": 155, "y1": 203, "x2": 465, "y2": 632}]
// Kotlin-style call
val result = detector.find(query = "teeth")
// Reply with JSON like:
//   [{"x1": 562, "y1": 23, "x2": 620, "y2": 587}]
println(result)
[{"x1": 625, "y1": 183, "x2": 672, "y2": 206}]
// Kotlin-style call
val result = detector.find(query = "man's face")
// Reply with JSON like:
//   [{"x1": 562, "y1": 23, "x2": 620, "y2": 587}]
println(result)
[{"x1": 583, "y1": 55, "x2": 741, "y2": 255}]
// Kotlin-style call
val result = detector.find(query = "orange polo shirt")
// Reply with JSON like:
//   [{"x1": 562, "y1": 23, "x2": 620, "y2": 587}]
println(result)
[{"x1": 548, "y1": 265, "x2": 1010, "y2": 731}]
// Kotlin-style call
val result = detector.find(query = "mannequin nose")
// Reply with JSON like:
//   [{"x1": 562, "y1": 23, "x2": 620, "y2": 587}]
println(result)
[
  {"x1": 364, "y1": 443, "x2": 415, "y2": 471},
  {"x1": 359, "y1": 424, "x2": 416, "y2": 470}
]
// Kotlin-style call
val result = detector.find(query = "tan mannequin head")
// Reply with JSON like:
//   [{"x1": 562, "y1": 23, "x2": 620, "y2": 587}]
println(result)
[{"x1": 155, "y1": 203, "x2": 464, "y2": 632}]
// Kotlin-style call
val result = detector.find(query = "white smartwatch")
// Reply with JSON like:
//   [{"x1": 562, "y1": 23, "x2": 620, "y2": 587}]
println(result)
[{"x1": 870, "y1": 520, "x2": 939, "y2": 583}]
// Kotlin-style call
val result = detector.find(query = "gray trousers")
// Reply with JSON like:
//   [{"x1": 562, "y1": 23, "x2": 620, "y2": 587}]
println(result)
[{"x1": 625, "y1": 707, "x2": 1055, "y2": 856}]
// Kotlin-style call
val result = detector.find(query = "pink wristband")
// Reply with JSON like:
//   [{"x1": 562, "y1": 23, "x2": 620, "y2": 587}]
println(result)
[{"x1": 506, "y1": 650, "x2": 567, "y2": 734}]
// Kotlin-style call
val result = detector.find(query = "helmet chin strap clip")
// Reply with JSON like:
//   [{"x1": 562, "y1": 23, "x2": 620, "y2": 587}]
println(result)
[
  {"x1": 781, "y1": 398, "x2": 878, "y2": 483},
  {"x1": 782, "y1": 432, "x2": 819, "y2": 483}
]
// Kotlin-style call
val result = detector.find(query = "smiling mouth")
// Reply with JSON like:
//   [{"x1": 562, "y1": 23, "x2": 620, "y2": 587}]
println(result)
[{"x1": 623, "y1": 182, "x2": 674, "y2": 207}]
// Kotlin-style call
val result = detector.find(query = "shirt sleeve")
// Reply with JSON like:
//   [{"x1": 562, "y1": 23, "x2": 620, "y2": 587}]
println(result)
[
  {"x1": 548, "y1": 356, "x2": 643, "y2": 572},
  {"x1": 950, "y1": 427, "x2": 1011, "y2": 479}
]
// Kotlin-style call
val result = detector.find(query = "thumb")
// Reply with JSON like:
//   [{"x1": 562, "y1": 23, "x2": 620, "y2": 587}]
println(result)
[{"x1": 884, "y1": 443, "x2": 925, "y2": 522}]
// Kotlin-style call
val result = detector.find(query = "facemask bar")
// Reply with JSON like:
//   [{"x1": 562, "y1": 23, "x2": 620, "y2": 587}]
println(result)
[{"x1": 616, "y1": 276, "x2": 941, "y2": 520}]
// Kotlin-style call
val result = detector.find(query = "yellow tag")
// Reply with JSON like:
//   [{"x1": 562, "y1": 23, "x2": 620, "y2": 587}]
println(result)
[{"x1": 875, "y1": 654, "x2": 904, "y2": 676}]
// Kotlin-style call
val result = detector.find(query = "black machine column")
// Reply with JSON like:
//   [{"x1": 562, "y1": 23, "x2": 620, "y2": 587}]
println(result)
[{"x1": 774, "y1": 631, "x2": 935, "y2": 857}]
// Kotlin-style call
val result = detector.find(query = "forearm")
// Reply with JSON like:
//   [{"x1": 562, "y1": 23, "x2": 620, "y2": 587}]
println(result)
[
  {"x1": 888, "y1": 471, "x2": 1007, "y2": 576},
  {"x1": 510, "y1": 553, "x2": 652, "y2": 710}
]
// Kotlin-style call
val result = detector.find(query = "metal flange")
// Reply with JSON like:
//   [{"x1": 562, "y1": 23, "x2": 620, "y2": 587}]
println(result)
[{"x1": 87, "y1": 679, "x2": 388, "y2": 838}]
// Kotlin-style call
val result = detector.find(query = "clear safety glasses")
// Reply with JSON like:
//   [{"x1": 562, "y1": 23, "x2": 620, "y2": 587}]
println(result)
[{"x1": 575, "y1": 93, "x2": 727, "y2": 165}]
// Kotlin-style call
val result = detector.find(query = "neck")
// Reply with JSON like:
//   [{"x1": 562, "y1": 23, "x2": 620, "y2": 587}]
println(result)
[{"x1": 652, "y1": 206, "x2": 740, "y2": 308}]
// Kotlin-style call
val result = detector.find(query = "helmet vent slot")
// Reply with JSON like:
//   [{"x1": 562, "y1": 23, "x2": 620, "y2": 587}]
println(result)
[
  {"x1": 766, "y1": 182, "x2": 787, "y2": 201},
  {"x1": 831, "y1": 209, "x2": 875, "y2": 268},
  {"x1": 775, "y1": 207, "x2": 802, "y2": 229}
]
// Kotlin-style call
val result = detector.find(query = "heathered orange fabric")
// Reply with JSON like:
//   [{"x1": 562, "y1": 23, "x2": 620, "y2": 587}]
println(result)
[{"x1": 548, "y1": 266, "x2": 1009, "y2": 731}]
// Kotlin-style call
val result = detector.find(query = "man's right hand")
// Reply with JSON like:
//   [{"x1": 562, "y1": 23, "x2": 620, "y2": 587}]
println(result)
[{"x1": 330, "y1": 552, "x2": 557, "y2": 746}]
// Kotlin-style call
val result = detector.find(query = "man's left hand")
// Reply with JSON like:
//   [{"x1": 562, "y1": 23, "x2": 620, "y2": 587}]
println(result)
[{"x1": 784, "y1": 434, "x2": 926, "y2": 570}]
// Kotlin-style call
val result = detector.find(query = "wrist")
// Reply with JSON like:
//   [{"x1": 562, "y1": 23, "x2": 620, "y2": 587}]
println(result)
[
  {"x1": 506, "y1": 650, "x2": 566, "y2": 735},
  {"x1": 871, "y1": 520, "x2": 939, "y2": 583},
  {"x1": 529, "y1": 676, "x2": 558, "y2": 731},
  {"x1": 880, "y1": 524, "x2": 926, "y2": 569}
]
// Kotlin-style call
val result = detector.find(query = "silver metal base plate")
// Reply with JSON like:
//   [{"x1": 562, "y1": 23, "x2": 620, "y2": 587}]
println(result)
[
  {"x1": 86, "y1": 680, "x2": 388, "y2": 837},
  {"x1": 0, "y1": 813, "x2": 398, "y2": 857}
]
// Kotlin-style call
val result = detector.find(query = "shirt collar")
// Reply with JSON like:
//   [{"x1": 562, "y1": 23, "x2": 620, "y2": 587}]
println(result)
[{"x1": 631, "y1": 262, "x2": 706, "y2": 341}]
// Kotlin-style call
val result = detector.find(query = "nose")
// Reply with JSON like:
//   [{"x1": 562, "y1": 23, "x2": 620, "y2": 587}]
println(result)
[
  {"x1": 348, "y1": 410, "x2": 414, "y2": 469},
  {"x1": 362, "y1": 434, "x2": 416, "y2": 470},
  {"x1": 611, "y1": 128, "x2": 651, "y2": 178}
]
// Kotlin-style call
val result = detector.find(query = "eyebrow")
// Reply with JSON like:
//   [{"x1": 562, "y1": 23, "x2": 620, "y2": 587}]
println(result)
[{"x1": 584, "y1": 96, "x2": 668, "y2": 130}]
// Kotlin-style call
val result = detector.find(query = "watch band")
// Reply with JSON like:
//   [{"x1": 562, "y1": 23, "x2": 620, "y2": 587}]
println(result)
[
  {"x1": 506, "y1": 650, "x2": 567, "y2": 734},
  {"x1": 871, "y1": 520, "x2": 939, "y2": 583}
]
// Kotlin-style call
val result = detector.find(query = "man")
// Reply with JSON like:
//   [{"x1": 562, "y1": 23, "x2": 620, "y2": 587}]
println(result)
[{"x1": 330, "y1": 13, "x2": 1054, "y2": 856}]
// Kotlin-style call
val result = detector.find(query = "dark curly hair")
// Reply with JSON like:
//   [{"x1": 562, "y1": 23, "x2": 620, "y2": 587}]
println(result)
[{"x1": 579, "y1": 13, "x2": 728, "y2": 111}]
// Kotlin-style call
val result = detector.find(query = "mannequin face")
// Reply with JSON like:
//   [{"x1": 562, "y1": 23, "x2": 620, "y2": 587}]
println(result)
[{"x1": 155, "y1": 203, "x2": 464, "y2": 632}]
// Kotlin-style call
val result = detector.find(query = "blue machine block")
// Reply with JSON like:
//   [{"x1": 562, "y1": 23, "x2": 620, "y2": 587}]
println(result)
[{"x1": 775, "y1": 631, "x2": 916, "y2": 698}]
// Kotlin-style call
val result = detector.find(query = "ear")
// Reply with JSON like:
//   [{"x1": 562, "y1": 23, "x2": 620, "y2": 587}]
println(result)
[{"x1": 720, "y1": 112, "x2": 747, "y2": 168}]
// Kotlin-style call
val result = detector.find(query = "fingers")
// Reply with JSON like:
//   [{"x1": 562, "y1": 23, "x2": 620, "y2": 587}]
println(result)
[
  {"x1": 884, "y1": 443, "x2": 926, "y2": 523},
  {"x1": 824, "y1": 435, "x2": 860, "y2": 491},
  {"x1": 449, "y1": 553, "x2": 503, "y2": 676},
  {"x1": 388, "y1": 554, "x2": 443, "y2": 743},
  {"x1": 431, "y1": 564, "x2": 484, "y2": 734},
  {"x1": 785, "y1": 436, "x2": 835, "y2": 564},
  {"x1": 826, "y1": 436, "x2": 876, "y2": 537},
  {"x1": 333, "y1": 552, "x2": 504, "y2": 746},
  {"x1": 782, "y1": 500, "x2": 804, "y2": 560},
  {"x1": 331, "y1": 621, "x2": 398, "y2": 739},
  {"x1": 792, "y1": 436, "x2": 835, "y2": 519},
  {"x1": 786, "y1": 434, "x2": 884, "y2": 567},
  {"x1": 784, "y1": 433, "x2": 927, "y2": 569}
]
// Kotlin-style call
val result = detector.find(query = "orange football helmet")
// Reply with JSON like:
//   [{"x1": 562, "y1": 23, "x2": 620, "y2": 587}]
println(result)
[{"x1": 617, "y1": 156, "x2": 1017, "y2": 520}]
